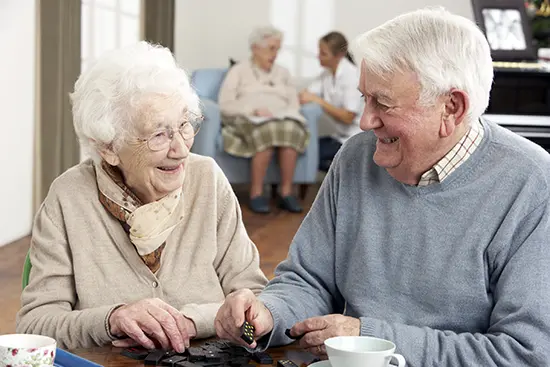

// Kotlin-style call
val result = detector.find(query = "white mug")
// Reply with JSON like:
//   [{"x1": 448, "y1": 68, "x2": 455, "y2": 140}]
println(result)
[
  {"x1": 0, "y1": 334, "x2": 56, "y2": 367},
  {"x1": 325, "y1": 336, "x2": 406, "y2": 367}
]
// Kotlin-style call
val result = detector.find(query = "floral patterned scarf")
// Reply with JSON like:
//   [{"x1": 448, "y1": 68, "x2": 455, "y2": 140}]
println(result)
[{"x1": 95, "y1": 161, "x2": 185, "y2": 273}]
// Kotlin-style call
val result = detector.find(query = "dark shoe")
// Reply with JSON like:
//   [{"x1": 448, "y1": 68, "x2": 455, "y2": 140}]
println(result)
[
  {"x1": 278, "y1": 195, "x2": 303, "y2": 213},
  {"x1": 249, "y1": 196, "x2": 270, "y2": 214}
]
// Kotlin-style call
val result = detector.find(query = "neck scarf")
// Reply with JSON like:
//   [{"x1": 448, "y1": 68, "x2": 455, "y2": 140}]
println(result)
[{"x1": 95, "y1": 161, "x2": 185, "y2": 273}]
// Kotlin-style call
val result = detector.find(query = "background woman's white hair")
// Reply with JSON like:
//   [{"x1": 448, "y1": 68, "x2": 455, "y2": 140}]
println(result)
[
  {"x1": 70, "y1": 41, "x2": 200, "y2": 162},
  {"x1": 351, "y1": 7, "x2": 493, "y2": 123},
  {"x1": 248, "y1": 26, "x2": 283, "y2": 48}
]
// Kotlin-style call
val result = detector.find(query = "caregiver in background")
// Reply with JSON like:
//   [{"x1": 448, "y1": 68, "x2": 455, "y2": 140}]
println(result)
[{"x1": 299, "y1": 31, "x2": 363, "y2": 171}]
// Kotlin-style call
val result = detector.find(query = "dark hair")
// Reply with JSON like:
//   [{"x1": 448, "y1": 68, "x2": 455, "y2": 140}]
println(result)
[{"x1": 320, "y1": 31, "x2": 354, "y2": 64}]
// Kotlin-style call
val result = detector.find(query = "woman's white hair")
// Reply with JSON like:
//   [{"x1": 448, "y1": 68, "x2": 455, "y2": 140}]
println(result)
[
  {"x1": 351, "y1": 7, "x2": 493, "y2": 123},
  {"x1": 248, "y1": 26, "x2": 283, "y2": 48},
  {"x1": 70, "y1": 41, "x2": 200, "y2": 162}
]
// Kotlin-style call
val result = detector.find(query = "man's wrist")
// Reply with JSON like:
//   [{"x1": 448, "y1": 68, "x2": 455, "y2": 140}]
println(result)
[
  {"x1": 353, "y1": 317, "x2": 361, "y2": 336},
  {"x1": 265, "y1": 305, "x2": 275, "y2": 337}
]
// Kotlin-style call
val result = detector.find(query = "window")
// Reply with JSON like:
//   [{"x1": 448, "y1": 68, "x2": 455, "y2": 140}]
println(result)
[
  {"x1": 80, "y1": 0, "x2": 142, "y2": 160},
  {"x1": 270, "y1": 0, "x2": 335, "y2": 82},
  {"x1": 81, "y1": 0, "x2": 142, "y2": 72}
]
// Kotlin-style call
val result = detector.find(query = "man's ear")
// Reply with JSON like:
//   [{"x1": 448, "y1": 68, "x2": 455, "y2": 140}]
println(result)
[
  {"x1": 95, "y1": 141, "x2": 120, "y2": 166},
  {"x1": 439, "y1": 89, "x2": 469, "y2": 138}
]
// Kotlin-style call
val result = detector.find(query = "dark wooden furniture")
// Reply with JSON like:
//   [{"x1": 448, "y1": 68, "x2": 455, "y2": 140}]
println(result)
[
  {"x1": 485, "y1": 63, "x2": 550, "y2": 151},
  {"x1": 72, "y1": 342, "x2": 318, "y2": 367},
  {"x1": 488, "y1": 64, "x2": 550, "y2": 116}
]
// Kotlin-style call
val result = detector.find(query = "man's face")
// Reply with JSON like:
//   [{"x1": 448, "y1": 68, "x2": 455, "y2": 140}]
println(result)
[{"x1": 358, "y1": 61, "x2": 448, "y2": 184}]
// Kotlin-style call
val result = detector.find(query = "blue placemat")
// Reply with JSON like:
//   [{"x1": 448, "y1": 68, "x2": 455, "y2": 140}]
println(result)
[{"x1": 54, "y1": 348, "x2": 104, "y2": 367}]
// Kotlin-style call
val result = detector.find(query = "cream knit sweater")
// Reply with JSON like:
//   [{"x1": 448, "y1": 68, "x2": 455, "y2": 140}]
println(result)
[{"x1": 16, "y1": 154, "x2": 268, "y2": 349}]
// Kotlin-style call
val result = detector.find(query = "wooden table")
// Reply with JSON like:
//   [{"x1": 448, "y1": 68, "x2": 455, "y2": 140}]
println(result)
[{"x1": 74, "y1": 342, "x2": 320, "y2": 367}]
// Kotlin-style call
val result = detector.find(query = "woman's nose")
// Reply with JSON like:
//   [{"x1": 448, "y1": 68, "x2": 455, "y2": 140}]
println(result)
[{"x1": 168, "y1": 132, "x2": 189, "y2": 159}]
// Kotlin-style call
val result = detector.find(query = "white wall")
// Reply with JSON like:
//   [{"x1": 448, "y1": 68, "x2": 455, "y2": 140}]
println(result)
[
  {"x1": 0, "y1": 1, "x2": 36, "y2": 246},
  {"x1": 174, "y1": 0, "x2": 474, "y2": 79},
  {"x1": 174, "y1": 0, "x2": 271, "y2": 71}
]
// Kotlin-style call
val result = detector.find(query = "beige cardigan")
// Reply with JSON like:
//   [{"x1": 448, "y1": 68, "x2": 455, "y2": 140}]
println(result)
[
  {"x1": 16, "y1": 154, "x2": 268, "y2": 349},
  {"x1": 218, "y1": 60, "x2": 305, "y2": 123}
]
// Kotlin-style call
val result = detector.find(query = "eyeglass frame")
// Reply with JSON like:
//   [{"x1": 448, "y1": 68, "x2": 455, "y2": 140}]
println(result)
[{"x1": 136, "y1": 113, "x2": 204, "y2": 152}]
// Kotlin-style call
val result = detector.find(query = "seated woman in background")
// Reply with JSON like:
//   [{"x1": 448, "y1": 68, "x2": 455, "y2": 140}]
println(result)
[
  {"x1": 16, "y1": 41, "x2": 268, "y2": 351},
  {"x1": 218, "y1": 26, "x2": 308, "y2": 214},
  {"x1": 299, "y1": 31, "x2": 363, "y2": 172}
]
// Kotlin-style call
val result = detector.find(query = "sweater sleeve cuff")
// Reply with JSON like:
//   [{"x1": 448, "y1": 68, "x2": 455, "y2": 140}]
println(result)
[
  {"x1": 104, "y1": 303, "x2": 126, "y2": 341},
  {"x1": 254, "y1": 295, "x2": 291, "y2": 351},
  {"x1": 180, "y1": 303, "x2": 222, "y2": 339},
  {"x1": 78, "y1": 303, "x2": 123, "y2": 345},
  {"x1": 359, "y1": 316, "x2": 385, "y2": 339}
]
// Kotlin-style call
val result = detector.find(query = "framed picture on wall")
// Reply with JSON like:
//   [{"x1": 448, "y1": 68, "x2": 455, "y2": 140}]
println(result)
[{"x1": 471, "y1": 0, "x2": 537, "y2": 60}]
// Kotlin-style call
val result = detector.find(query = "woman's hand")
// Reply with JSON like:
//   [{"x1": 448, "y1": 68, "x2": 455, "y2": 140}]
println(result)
[
  {"x1": 299, "y1": 90, "x2": 320, "y2": 105},
  {"x1": 253, "y1": 108, "x2": 273, "y2": 117},
  {"x1": 108, "y1": 298, "x2": 195, "y2": 352}
]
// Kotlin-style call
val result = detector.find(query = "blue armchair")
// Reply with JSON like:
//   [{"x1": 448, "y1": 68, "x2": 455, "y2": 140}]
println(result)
[{"x1": 190, "y1": 68, "x2": 321, "y2": 197}]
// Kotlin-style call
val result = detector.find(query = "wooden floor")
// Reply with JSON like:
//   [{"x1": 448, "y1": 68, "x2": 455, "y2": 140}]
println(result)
[{"x1": 0, "y1": 184, "x2": 319, "y2": 335}]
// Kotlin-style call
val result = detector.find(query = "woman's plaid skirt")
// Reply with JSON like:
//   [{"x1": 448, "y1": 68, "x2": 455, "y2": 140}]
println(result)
[{"x1": 221, "y1": 116, "x2": 309, "y2": 158}]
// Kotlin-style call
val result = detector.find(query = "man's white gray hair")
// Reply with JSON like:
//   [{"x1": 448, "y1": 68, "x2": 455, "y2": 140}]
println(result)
[
  {"x1": 351, "y1": 7, "x2": 493, "y2": 123},
  {"x1": 249, "y1": 26, "x2": 283, "y2": 48},
  {"x1": 70, "y1": 41, "x2": 200, "y2": 162}
]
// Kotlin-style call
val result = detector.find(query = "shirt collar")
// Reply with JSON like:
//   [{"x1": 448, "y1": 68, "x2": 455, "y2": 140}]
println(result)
[{"x1": 417, "y1": 119, "x2": 484, "y2": 186}]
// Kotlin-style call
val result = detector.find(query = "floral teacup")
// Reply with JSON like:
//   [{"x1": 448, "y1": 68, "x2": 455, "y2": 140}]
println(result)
[{"x1": 0, "y1": 334, "x2": 56, "y2": 367}]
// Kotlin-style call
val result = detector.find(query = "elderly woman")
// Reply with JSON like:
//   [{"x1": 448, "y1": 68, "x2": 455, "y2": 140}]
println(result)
[
  {"x1": 219, "y1": 26, "x2": 308, "y2": 214},
  {"x1": 16, "y1": 41, "x2": 268, "y2": 351}
]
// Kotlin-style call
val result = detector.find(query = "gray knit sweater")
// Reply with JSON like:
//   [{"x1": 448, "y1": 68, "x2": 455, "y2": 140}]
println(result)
[{"x1": 259, "y1": 120, "x2": 550, "y2": 366}]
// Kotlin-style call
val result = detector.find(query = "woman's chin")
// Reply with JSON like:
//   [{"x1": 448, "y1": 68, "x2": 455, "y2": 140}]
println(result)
[
  {"x1": 154, "y1": 170, "x2": 185, "y2": 194},
  {"x1": 263, "y1": 61, "x2": 274, "y2": 70}
]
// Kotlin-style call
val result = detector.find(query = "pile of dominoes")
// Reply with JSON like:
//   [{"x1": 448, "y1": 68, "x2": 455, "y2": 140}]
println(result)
[
  {"x1": 122, "y1": 339, "x2": 280, "y2": 366},
  {"x1": 120, "y1": 321, "x2": 304, "y2": 366}
]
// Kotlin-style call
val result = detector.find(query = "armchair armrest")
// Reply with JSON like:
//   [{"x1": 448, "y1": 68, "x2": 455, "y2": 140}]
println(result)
[
  {"x1": 300, "y1": 103, "x2": 322, "y2": 181},
  {"x1": 301, "y1": 102, "x2": 322, "y2": 136},
  {"x1": 192, "y1": 99, "x2": 222, "y2": 157}
]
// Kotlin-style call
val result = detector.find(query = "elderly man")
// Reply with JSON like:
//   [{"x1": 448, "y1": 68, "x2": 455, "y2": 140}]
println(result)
[{"x1": 215, "y1": 8, "x2": 550, "y2": 366}]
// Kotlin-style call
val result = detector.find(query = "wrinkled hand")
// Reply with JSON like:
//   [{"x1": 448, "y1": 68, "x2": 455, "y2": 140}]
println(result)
[
  {"x1": 215, "y1": 289, "x2": 274, "y2": 348},
  {"x1": 254, "y1": 108, "x2": 273, "y2": 117},
  {"x1": 111, "y1": 316, "x2": 196, "y2": 349},
  {"x1": 299, "y1": 90, "x2": 320, "y2": 105},
  {"x1": 289, "y1": 315, "x2": 360, "y2": 356},
  {"x1": 108, "y1": 298, "x2": 196, "y2": 353}
]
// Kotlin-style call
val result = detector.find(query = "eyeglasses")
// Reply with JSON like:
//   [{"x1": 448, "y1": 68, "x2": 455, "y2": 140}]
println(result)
[{"x1": 139, "y1": 114, "x2": 204, "y2": 152}]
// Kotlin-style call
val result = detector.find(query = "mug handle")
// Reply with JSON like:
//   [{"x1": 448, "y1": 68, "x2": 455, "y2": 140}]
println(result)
[{"x1": 390, "y1": 353, "x2": 406, "y2": 367}]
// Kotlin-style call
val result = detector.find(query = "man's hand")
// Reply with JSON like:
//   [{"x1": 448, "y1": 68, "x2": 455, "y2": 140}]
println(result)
[
  {"x1": 289, "y1": 315, "x2": 360, "y2": 356},
  {"x1": 108, "y1": 298, "x2": 194, "y2": 353},
  {"x1": 299, "y1": 90, "x2": 321, "y2": 105},
  {"x1": 253, "y1": 108, "x2": 273, "y2": 117},
  {"x1": 215, "y1": 289, "x2": 274, "y2": 348}
]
